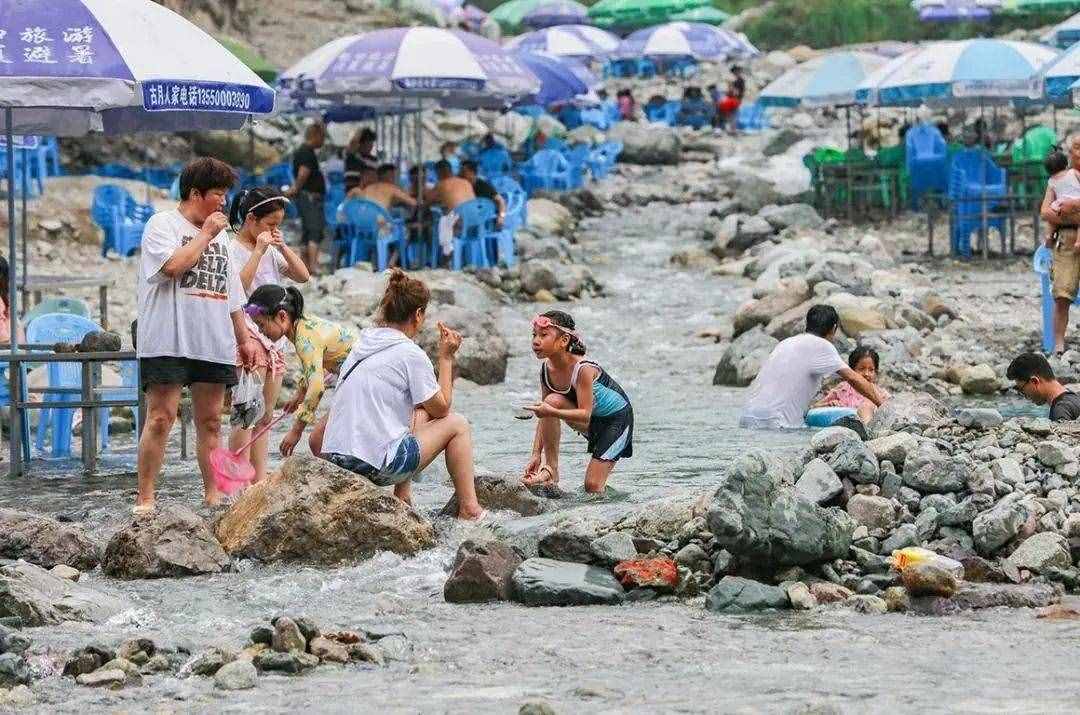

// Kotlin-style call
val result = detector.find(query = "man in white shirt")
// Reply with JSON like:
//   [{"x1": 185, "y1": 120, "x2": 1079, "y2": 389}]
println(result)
[
  {"x1": 136, "y1": 158, "x2": 258, "y2": 512},
  {"x1": 740, "y1": 305, "x2": 882, "y2": 430}
]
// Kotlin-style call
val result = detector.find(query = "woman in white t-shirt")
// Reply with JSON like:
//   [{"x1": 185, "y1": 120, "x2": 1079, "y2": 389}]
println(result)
[
  {"x1": 226, "y1": 187, "x2": 310, "y2": 483},
  {"x1": 321, "y1": 269, "x2": 485, "y2": 520}
]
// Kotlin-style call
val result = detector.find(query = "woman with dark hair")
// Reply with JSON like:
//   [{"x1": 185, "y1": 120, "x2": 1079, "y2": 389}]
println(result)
[
  {"x1": 245, "y1": 284, "x2": 356, "y2": 458},
  {"x1": 523, "y1": 310, "x2": 633, "y2": 493},
  {"x1": 321, "y1": 269, "x2": 484, "y2": 520},
  {"x1": 226, "y1": 187, "x2": 310, "y2": 482}
]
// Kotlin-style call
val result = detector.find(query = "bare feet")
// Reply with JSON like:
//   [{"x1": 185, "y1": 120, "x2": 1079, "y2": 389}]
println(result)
[
  {"x1": 456, "y1": 506, "x2": 487, "y2": 521},
  {"x1": 523, "y1": 464, "x2": 558, "y2": 488},
  {"x1": 132, "y1": 503, "x2": 155, "y2": 517}
]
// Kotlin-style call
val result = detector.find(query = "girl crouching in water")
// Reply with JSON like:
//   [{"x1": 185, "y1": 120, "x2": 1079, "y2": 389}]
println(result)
[
  {"x1": 523, "y1": 310, "x2": 633, "y2": 493},
  {"x1": 244, "y1": 284, "x2": 357, "y2": 457}
]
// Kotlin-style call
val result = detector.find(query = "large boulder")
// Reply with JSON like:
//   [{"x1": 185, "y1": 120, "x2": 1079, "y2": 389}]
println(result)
[
  {"x1": 822, "y1": 293, "x2": 889, "y2": 337},
  {"x1": 608, "y1": 123, "x2": 680, "y2": 165},
  {"x1": 706, "y1": 452, "x2": 856, "y2": 572},
  {"x1": 902, "y1": 444, "x2": 969, "y2": 494},
  {"x1": 526, "y1": 199, "x2": 573, "y2": 235},
  {"x1": 795, "y1": 459, "x2": 843, "y2": 505},
  {"x1": 959, "y1": 364, "x2": 1000, "y2": 395},
  {"x1": 444, "y1": 539, "x2": 522, "y2": 604},
  {"x1": 806, "y1": 255, "x2": 875, "y2": 296},
  {"x1": 705, "y1": 576, "x2": 789, "y2": 613},
  {"x1": 101, "y1": 505, "x2": 228, "y2": 579},
  {"x1": 732, "y1": 278, "x2": 811, "y2": 337},
  {"x1": 724, "y1": 215, "x2": 775, "y2": 254},
  {"x1": 509, "y1": 558, "x2": 625, "y2": 606},
  {"x1": 731, "y1": 173, "x2": 782, "y2": 214},
  {"x1": 214, "y1": 457, "x2": 436, "y2": 564},
  {"x1": 417, "y1": 303, "x2": 508, "y2": 385},
  {"x1": 441, "y1": 473, "x2": 559, "y2": 517},
  {"x1": 866, "y1": 393, "x2": 949, "y2": 439},
  {"x1": 757, "y1": 203, "x2": 823, "y2": 232},
  {"x1": 972, "y1": 493, "x2": 1031, "y2": 556},
  {"x1": 1005, "y1": 532, "x2": 1071, "y2": 574},
  {"x1": 713, "y1": 327, "x2": 778, "y2": 387},
  {"x1": 0, "y1": 561, "x2": 130, "y2": 626},
  {"x1": 0, "y1": 509, "x2": 99, "y2": 570}
]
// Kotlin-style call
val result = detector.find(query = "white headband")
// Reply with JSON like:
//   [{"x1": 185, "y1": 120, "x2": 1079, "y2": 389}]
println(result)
[{"x1": 247, "y1": 195, "x2": 290, "y2": 215}]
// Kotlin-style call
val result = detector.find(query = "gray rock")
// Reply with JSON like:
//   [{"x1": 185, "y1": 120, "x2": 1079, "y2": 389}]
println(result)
[
  {"x1": 418, "y1": 303, "x2": 508, "y2": 385},
  {"x1": 957, "y1": 408, "x2": 1003, "y2": 430},
  {"x1": 76, "y1": 669, "x2": 127, "y2": 688},
  {"x1": 520, "y1": 260, "x2": 558, "y2": 295},
  {"x1": 707, "y1": 451, "x2": 856, "y2": 570},
  {"x1": 674, "y1": 543, "x2": 710, "y2": 570},
  {"x1": 1037, "y1": 441, "x2": 1074, "y2": 468},
  {"x1": 705, "y1": 576, "x2": 789, "y2": 613},
  {"x1": 725, "y1": 215, "x2": 775, "y2": 253},
  {"x1": 444, "y1": 539, "x2": 523, "y2": 604},
  {"x1": 441, "y1": 473, "x2": 559, "y2": 518},
  {"x1": 902, "y1": 445, "x2": 968, "y2": 493},
  {"x1": 271, "y1": 617, "x2": 306, "y2": 654},
  {"x1": 845, "y1": 594, "x2": 888, "y2": 614},
  {"x1": 50, "y1": 565, "x2": 81, "y2": 581},
  {"x1": 948, "y1": 582, "x2": 1057, "y2": 610},
  {"x1": 809, "y1": 426, "x2": 860, "y2": 454},
  {"x1": 959, "y1": 364, "x2": 999, "y2": 395},
  {"x1": 102, "y1": 504, "x2": 228, "y2": 579},
  {"x1": 846, "y1": 495, "x2": 896, "y2": 530},
  {"x1": 795, "y1": 459, "x2": 843, "y2": 505},
  {"x1": 731, "y1": 173, "x2": 783, "y2": 214},
  {"x1": 589, "y1": 532, "x2": 637, "y2": 567},
  {"x1": 184, "y1": 647, "x2": 235, "y2": 677},
  {"x1": 214, "y1": 660, "x2": 257, "y2": 690},
  {"x1": 973, "y1": 494, "x2": 1030, "y2": 556},
  {"x1": 0, "y1": 653, "x2": 29, "y2": 687},
  {"x1": 826, "y1": 439, "x2": 880, "y2": 484},
  {"x1": 732, "y1": 279, "x2": 812, "y2": 337},
  {"x1": 1006, "y1": 532, "x2": 1071, "y2": 574},
  {"x1": 805, "y1": 255, "x2": 874, "y2": 296},
  {"x1": 608, "y1": 122, "x2": 681, "y2": 165},
  {"x1": 509, "y1": 558, "x2": 625, "y2": 607},
  {"x1": 990, "y1": 458, "x2": 1025, "y2": 486},
  {"x1": 867, "y1": 393, "x2": 949, "y2": 439},
  {"x1": 786, "y1": 582, "x2": 817, "y2": 610},
  {"x1": 757, "y1": 204, "x2": 823, "y2": 232},
  {"x1": 537, "y1": 513, "x2": 608, "y2": 564},
  {"x1": 0, "y1": 508, "x2": 100, "y2": 570},
  {"x1": 0, "y1": 560, "x2": 129, "y2": 626},
  {"x1": 901, "y1": 563, "x2": 958, "y2": 597},
  {"x1": 713, "y1": 327, "x2": 778, "y2": 387},
  {"x1": 865, "y1": 433, "x2": 919, "y2": 468},
  {"x1": 882, "y1": 524, "x2": 919, "y2": 553},
  {"x1": 939, "y1": 494, "x2": 994, "y2": 527},
  {"x1": 915, "y1": 508, "x2": 938, "y2": 541},
  {"x1": 253, "y1": 650, "x2": 319, "y2": 674}
]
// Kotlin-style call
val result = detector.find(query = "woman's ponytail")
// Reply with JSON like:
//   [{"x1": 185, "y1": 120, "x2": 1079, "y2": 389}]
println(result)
[
  {"x1": 283, "y1": 286, "x2": 305, "y2": 322},
  {"x1": 228, "y1": 189, "x2": 250, "y2": 233},
  {"x1": 379, "y1": 268, "x2": 430, "y2": 324}
]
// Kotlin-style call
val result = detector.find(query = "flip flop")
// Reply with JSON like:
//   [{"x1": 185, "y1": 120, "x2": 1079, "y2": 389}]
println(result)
[{"x1": 132, "y1": 504, "x2": 156, "y2": 517}]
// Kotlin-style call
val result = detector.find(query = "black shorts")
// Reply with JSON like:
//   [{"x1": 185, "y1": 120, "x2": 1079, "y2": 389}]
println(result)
[
  {"x1": 587, "y1": 406, "x2": 634, "y2": 462},
  {"x1": 295, "y1": 191, "x2": 326, "y2": 246},
  {"x1": 139, "y1": 357, "x2": 237, "y2": 391}
]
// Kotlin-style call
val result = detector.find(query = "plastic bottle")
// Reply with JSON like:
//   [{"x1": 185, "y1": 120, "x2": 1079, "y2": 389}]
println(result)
[{"x1": 890, "y1": 547, "x2": 965, "y2": 579}]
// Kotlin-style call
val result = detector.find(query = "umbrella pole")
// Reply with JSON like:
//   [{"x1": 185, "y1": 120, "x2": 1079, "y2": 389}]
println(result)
[
  {"x1": 5, "y1": 108, "x2": 19, "y2": 476},
  {"x1": 19, "y1": 148, "x2": 26, "y2": 314},
  {"x1": 248, "y1": 123, "x2": 256, "y2": 174},
  {"x1": 845, "y1": 106, "x2": 851, "y2": 151}
]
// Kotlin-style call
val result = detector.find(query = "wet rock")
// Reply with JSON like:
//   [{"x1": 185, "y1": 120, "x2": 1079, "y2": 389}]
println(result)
[
  {"x1": 731, "y1": 173, "x2": 782, "y2": 214},
  {"x1": 786, "y1": 582, "x2": 817, "y2": 610},
  {"x1": 757, "y1": 204, "x2": 823, "y2": 232},
  {"x1": 537, "y1": 512, "x2": 608, "y2": 564},
  {"x1": 705, "y1": 576, "x2": 789, "y2": 613},
  {"x1": 883, "y1": 586, "x2": 910, "y2": 612},
  {"x1": 608, "y1": 122, "x2": 680, "y2": 165},
  {"x1": 901, "y1": 563, "x2": 958, "y2": 597},
  {"x1": 441, "y1": 473, "x2": 559, "y2": 517},
  {"x1": 0, "y1": 653, "x2": 30, "y2": 687},
  {"x1": 723, "y1": 215, "x2": 775, "y2": 253},
  {"x1": 308, "y1": 636, "x2": 349, "y2": 664},
  {"x1": 0, "y1": 508, "x2": 100, "y2": 570},
  {"x1": 101, "y1": 504, "x2": 228, "y2": 579},
  {"x1": 973, "y1": 494, "x2": 1030, "y2": 555},
  {"x1": 806, "y1": 255, "x2": 874, "y2": 296},
  {"x1": 346, "y1": 642, "x2": 385, "y2": 665},
  {"x1": 1006, "y1": 532, "x2": 1071, "y2": 574},
  {"x1": 519, "y1": 259, "x2": 558, "y2": 295},
  {"x1": 867, "y1": 393, "x2": 948, "y2": 439},
  {"x1": 959, "y1": 364, "x2": 999, "y2": 395},
  {"x1": 712, "y1": 326, "x2": 778, "y2": 387},
  {"x1": 78, "y1": 330, "x2": 122, "y2": 353},
  {"x1": 846, "y1": 495, "x2": 896, "y2": 530},
  {"x1": 0, "y1": 625, "x2": 30, "y2": 655},
  {"x1": 795, "y1": 459, "x2": 843, "y2": 505},
  {"x1": 809, "y1": 581, "x2": 853, "y2": 604},
  {"x1": 50, "y1": 564, "x2": 81, "y2": 581},
  {"x1": 214, "y1": 660, "x2": 257, "y2": 690},
  {"x1": 826, "y1": 440, "x2": 879, "y2": 484},
  {"x1": 948, "y1": 582, "x2": 1058, "y2": 610},
  {"x1": 0, "y1": 560, "x2": 129, "y2": 626},
  {"x1": 509, "y1": 558, "x2": 625, "y2": 607},
  {"x1": 76, "y1": 669, "x2": 127, "y2": 688},
  {"x1": 845, "y1": 594, "x2": 888, "y2": 614},
  {"x1": 674, "y1": 543, "x2": 709, "y2": 570},
  {"x1": 990, "y1": 457, "x2": 1025, "y2": 486},
  {"x1": 613, "y1": 556, "x2": 679, "y2": 591},
  {"x1": 63, "y1": 645, "x2": 115, "y2": 677},
  {"x1": 902, "y1": 445, "x2": 967, "y2": 494},
  {"x1": 184, "y1": 647, "x2": 235, "y2": 677},
  {"x1": 250, "y1": 626, "x2": 273, "y2": 646},
  {"x1": 1036, "y1": 441, "x2": 1074, "y2": 468},
  {"x1": 253, "y1": 650, "x2": 319, "y2": 675},
  {"x1": 732, "y1": 278, "x2": 811, "y2": 337},
  {"x1": 957, "y1": 408, "x2": 1003, "y2": 430},
  {"x1": 272, "y1": 617, "x2": 306, "y2": 654},
  {"x1": 141, "y1": 654, "x2": 171, "y2": 674},
  {"x1": 101, "y1": 657, "x2": 142, "y2": 684},
  {"x1": 418, "y1": 303, "x2": 508, "y2": 384},
  {"x1": 589, "y1": 532, "x2": 638, "y2": 567},
  {"x1": 809, "y1": 426, "x2": 860, "y2": 454},
  {"x1": 215, "y1": 456, "x2": 435, "y2": 564},
  {"x1": 444, "y1": 539, "x2": 522, "y2": 603},
  {"x1": 707, "y1": 451, "x2": 856, "y2": 571}
]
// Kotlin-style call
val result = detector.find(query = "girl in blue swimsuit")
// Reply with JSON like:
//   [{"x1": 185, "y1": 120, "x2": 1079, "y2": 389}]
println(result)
[{"x1": 523, "y1": 310, "x2": 633, "y2": 493}]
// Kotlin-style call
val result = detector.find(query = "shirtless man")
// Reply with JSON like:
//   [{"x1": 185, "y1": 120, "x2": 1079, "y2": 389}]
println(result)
[
  {"x1": 352, "y1": 163, "x2": 417, "y2": 211},
  {"x1": 1040, "y1": 134, "x2": 1080, "y2": 354},
  {"x1": 459, "y1": 160, "x2": 506, "y2": 227},
  {"x1": 426, "y1": 160, "x2": 474, "y2": 211}
]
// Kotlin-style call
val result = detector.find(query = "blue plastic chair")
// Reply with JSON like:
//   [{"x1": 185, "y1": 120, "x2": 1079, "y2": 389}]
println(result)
[
  {"x1": 452, "y1": 199, "x2": 497, "y2": 270},
  {"x1": 0, "y1": 151, "x2": 43, "y2": 197},
  {"x1": 563, "y1": 144, "x2": 592, "y2": 189},
  {"x1": 41, "y1": 137, "x2": 61, "y2": 176},
  {"x1": 603, "y1": 59, "x2": 637, "y2": 78},
  {"x1": 579, "y1": 107, "x2": 611, "y2": 131},
  {"x1": 492, "y1": 176, "x2": 528, "y2": 232},
  {"x1": 95, "y1": 163, "x2": 140, "y2": 180},
  {"x1": 677, "y1": 99, "x2": 713, "y2": 130},
  {"x1": 519, "y1": 149, "x2": 572, "y2": 195},
  {"x1": 947, "y1": 151, "x2": 1006, "y2": 258},
  {"x1": 587, "y1": 141, "x2": 623, "y2": 180},
  {"x1": 97, "y1": 360, "x2": 138, "y2": 440},
  {"x1": 335, "y1": 198, "x2": 405, "y2": 271},
  {"x1": 515, "y1": 105, "x2": 546, "y2": 118},
  {"x1": 736, "y1": 103, "x2": 769, "y2": 133},
  {"x1": 91, "y1": 185, "x2": 152, "y2": 257},
  {"x1": 24, "y1": 297, "x2": 90, "y2": 325},
  {"x1": 905, "y1": 123, "x2": 949, "y2": 210},
  {"x1": 324, "y1": 182, "x2": 346, "y2": 234},
  {"x1": 460, "y1": 141, "x2": 481, "y2": 161},
  {"x1": 667, "y1": 57, "x2": 698, "y2": 78},
  {"x1": 637, "y1": 58, "x2": 657, "y2": 78},
  {"x1": 26, "y1": 314, "x2": 109, "y2": 458},
  {"x1": 478, "y1": 147, "x2": 513, "y2": 180},
  {"x1": 142, "y1": 167, "x2": 179, "y2": 190}
]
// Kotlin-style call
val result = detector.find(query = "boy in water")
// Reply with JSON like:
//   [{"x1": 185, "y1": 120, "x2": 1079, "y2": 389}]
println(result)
[{"x1": 1006, "y1": 352, "x2": 1080, "y2": 421}]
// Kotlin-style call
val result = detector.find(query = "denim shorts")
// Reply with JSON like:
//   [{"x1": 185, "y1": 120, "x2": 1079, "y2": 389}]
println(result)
[{"x1": 324, "y1": 435, "x2": 421, "y2": 487}]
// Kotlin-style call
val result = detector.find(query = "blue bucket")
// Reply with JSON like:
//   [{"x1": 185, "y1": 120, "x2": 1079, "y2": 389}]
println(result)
[{"x1": 805, "y1": 406, "x2": 858, "y2": 427}]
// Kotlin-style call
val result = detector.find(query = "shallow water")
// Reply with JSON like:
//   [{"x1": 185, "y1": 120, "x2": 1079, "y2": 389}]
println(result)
[{"x1": 5, "y1": 202, "x2": 1076, "y2": 714}]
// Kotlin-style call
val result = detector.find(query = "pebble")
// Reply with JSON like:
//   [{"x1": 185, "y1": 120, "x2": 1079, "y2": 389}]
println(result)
[{"x1": 214, "y1": 660, "x2": 257, "y2": 690}]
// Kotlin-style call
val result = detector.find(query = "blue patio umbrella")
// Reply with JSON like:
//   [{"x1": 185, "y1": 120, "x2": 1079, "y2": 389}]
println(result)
[
  {"x1": 1036, "y1": 41, "x2": 1080, "y2": 105},
  {"x1": 513, "y1": 51, "x2": 597, "y2": 106},
  {"x1": 522, "y1": 0, "x2": 592, "y2": 29},
  {"x1": 914, "y1": 0, "x2": 998, "y2": 22},
  {"x1": 759, "y1": 51, "x2": 889, "y2": 108},
  {"x1": 1042, "y1": 12, "x2": 1080, "y2": 48}
]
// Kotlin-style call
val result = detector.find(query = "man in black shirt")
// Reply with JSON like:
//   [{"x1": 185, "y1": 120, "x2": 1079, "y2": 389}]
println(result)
[
  {"x1": 459, "y1": 160, "x2": 506, "y2": 227},
  {"x1": 344, "y1": 128, "x2": 378, "y2": 192},
  {"x1": 1007, "y1": 352, "x2": 1080, "y2": 421},
  {"x1": 730, "y1": 65, "x2": 746, "y2": 100},
  {"x1": 285, "y1": 122, "x2": 327, "y2": 274}
]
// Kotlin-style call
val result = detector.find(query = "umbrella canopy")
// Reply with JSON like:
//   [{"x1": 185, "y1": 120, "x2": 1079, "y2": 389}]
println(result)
[
  {"x1": 616, "y1": 22, "x2": 751, "y2": 60},
  {"x1": 759, "y1": 51, "x2": 889, "y2": 108},
  {"x1": 491, "y1": 0, "x2": 547, "y2": 34},
  {"x1": 216, "y1": 36, "x2": 279, "y2": 84},
  {"x1": 669, "y1": 6, "x2": 732, "y2": 25},
  {"x1": 1037, "y1": 40, "x2": 1080, "y2": 103},
  {"x1": 1014, "y1": 0, "x2": 1080, "y2": 11},
  {"x1": 0, "y1": 0, "x2": 276, "y2": 136},
  {"x1": 278, "y1": 27, "x2": 539, "y2": 109},
  {"x1": 854, "y1": 39, "x2": 1058, "y2": 107},
  {"x1": 915, "y1": 0, "x2": 995, "y2": 22},
  {"x1": 589, "y1": 0, "x2": 710, "y2": 30},
  {"x1": 1041, "y1": 11, "x2": 1080, "y2": 48},
  {"x1": 522, "y1": 0, "x2": 591, "y2": 29},
  {"x1": 506, "y1": 25, "x2": 620, "y2": 59},
  {"x1": 514, "y1": 51, "x2": 597, "y2": 105}
]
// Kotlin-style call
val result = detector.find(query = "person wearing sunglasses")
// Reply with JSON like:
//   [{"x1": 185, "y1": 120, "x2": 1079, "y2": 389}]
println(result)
[
  {"x1": 523, "y1": 310, "x2": 633, "y2": 494},
  {"x1": 1006, "y1": 352, "x2": 1080, "y2": 421}
]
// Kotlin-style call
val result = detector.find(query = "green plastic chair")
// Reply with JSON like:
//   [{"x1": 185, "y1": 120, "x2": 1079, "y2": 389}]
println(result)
[
  {"x1": 1011, "y1": 125, "x2": 1057, "y2": 164},
  {"x1": 23, "y1": 297, "x2": 90, "y2": 326},
  {"x1": 876, "y1": 144, "x2": 910, "y2": 207}
]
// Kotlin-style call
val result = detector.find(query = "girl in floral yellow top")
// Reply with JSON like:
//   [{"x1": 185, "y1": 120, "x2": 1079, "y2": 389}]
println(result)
[{"x1": 245, "y1": 284, "x2": 357, "y2": 457}]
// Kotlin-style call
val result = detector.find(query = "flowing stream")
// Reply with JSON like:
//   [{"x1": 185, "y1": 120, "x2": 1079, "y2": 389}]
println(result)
[{"x1": 7, "y1": 202, "x2": 1080, "y2": 713}]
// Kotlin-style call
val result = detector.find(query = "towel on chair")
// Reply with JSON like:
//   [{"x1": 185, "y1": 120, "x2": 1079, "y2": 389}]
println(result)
[{"x1": 437, "y1": 210, "x2": 459, "y2": 257}]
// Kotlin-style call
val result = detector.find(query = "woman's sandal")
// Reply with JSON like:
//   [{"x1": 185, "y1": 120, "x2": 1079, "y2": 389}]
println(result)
[{"x1": 524, "y1": 464, "x2": 558, "y2": 488}]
